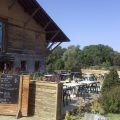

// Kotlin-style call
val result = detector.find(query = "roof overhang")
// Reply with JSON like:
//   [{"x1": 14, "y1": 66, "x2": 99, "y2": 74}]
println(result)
[{"x1": 17, "y1": 0, "x2": 70, "y2": 43}]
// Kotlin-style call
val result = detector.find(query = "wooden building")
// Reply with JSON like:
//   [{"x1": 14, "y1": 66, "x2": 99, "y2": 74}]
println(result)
[{"x1": 0, "y1": 0, "x2": 69, "y2": 73}]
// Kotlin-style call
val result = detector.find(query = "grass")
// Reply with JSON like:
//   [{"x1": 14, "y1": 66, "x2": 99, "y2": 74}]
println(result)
[
  {"x1": 107, "y1": 113, "x2": 120, "y2": 120},
  {"x1": 73, "y1": 113, "x2": 120, "y2": 120},
  {"x1": 74, "y1": 115, "x2": 84, "y2": 120}
]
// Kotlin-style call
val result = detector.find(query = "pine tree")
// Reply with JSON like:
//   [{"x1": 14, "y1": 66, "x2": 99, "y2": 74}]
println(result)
[
  {"x1": 101, "y1": 68, "x2": 119, "y2": 93},
  {"x1": 101, "y1": 68, "x2": 120, "y2": 113}
]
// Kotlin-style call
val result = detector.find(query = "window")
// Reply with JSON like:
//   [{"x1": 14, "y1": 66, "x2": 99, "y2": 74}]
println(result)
[
  {"x1": 35, "y1": 61, "x2": 40, "y2": 72},
  {"x1": 21, "y1": 61, "x2": 27, "y2": 71},
  {"x1": 0, "y1": 21, "x2": 3, "y2": 50}
]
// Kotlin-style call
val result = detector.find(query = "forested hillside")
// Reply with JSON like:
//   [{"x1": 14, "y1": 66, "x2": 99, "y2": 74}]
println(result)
[{"x1": 46, "y1": 44, "x2": 120, "y2": 72}]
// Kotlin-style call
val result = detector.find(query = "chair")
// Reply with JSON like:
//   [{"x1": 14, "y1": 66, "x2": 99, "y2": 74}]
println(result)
[{"x1": 63, "y1": 88, "x2": 71, "y2": 106}]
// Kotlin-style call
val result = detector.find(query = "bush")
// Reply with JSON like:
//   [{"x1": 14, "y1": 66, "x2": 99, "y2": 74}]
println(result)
[
  {"x1": 101, "y1": 86, "x2": 120, "y2": 113},
  {"x1": 101, "y1": 68, "x2": 119, "y2": 94},
  {"x1": 64, "y1": 111, "x2": 73, "y2": 120},
  {"x1": 101, "y1": 68, "x2": 120, "y2": 113},
  {"x1": 91, "y1": 98, "x2": 105, "y2": 114}
]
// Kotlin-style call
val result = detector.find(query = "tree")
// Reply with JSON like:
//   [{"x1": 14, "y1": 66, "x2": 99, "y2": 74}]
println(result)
[
  {"x1": 113, "y1": 52, "x2": 120, "y2": 66},
  {"x1": 46, "y1": 44, "x2": 120, "y2": 72},
  {"x1": 101, "y1": 69, "x2": 119, "y2": 93},
  {"x1": 101, "y1": 86, "x2": 120, "y2": 113},
  {"x1": 101, "y1": 69, "x2": 120, "y2": 113},
  {"x1": 46, "y1": 46, "x2": 66, "y2": 72},
  {"x1": 82, "y1": 44, "x2": 114, "y2": 67},
  {"x1": 63, "y1": 45, "x2": 82, "y2": 70}
]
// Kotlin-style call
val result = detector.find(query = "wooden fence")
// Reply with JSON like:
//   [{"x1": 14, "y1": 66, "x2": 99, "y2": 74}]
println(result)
[{"x1": 29, "y1": 81, "x2": 63, "y2": 120}]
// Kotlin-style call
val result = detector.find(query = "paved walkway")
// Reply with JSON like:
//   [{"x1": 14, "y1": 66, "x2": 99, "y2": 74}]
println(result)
[{"x1": 62, "y1": 97, "x2": 80, "y2": 114}]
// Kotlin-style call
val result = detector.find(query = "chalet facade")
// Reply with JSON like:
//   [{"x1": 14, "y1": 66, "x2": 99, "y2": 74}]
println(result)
[{"x1": 0, "y1": 0, "x2": 69, "y2": 73}]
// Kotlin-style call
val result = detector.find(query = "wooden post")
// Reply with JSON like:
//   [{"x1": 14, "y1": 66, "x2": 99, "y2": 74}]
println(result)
[
  {"x1": 16, "y1": 76, "x2": 23, "y2": 119},
  {"x1": 17, "y1": 75, "x2": 30, "y2": 118},
  {"x1": 21, "y1": 75, "x2": 30, "y2": 116}
]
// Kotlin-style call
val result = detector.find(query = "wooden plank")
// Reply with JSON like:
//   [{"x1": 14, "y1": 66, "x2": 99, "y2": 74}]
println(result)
[
  {"x1": 8, "y1": 0, "x2": 18, "y2": 10},
  {"x1": 29, "y1": 81, "x2": 63, "y2": 120},
  {"x1": 57, "y1": 83, "x2": 63, "y2": 120},
  {"x1": 21, "y1": 75, "x2": 30, "y2": 116},
  {"x1": 24, "y1": 8, "x2": 40, "y2": 27},
  {"x1": 0, "y1": 104, "x2": 18, "y2": 115},
  {"x1": 7, "y1": 25, "x2": 45, "y2": 54},
  {"x1": 2, "y1": 21, "x2": 8, "y2": 52},
  {"x1": 16, "y1": 76, "x2": 23, "y2": 118}
]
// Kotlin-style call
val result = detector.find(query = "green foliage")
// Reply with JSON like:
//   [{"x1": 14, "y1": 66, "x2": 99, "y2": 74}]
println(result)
[
  {"x1": 101, "y1": 69, "x2": 120, "y2": 113},
  {"x1": 63, "y1": 45, "x2": 82, "y2": 70},
  {"x1": 81, "y1": 44, "x2": 114, "y2": 67},
  {"x1": 101, "y1": 61, "x2": 111, "y2": 69},
  {"x1": 46, "y1": 46, "x2": 66, "y2": 72},
  {"x1": 64, "y1": 111, "x2": 73, "y2": 120},
  {"x1": 101, "y1": 69, "x2": 119, "y2": 93},
  {"x1": 46, "y1": 44, "x2": 120, "y2": 72},
  {"x1": 113, "y1": 52, "x2": 120, "y2": 66},
  {"x1": 32, "y1": 72, "x2": 44, "y2": 80},
  {"x1": 101, "y1": 86, "x2": 120, "y2": 113},
  {"x1": 91, "y1": 99, "x2": 105, "y2": 114},
  {"x1": 107, "y1": 113, "x2": 120, "y2": 120}
]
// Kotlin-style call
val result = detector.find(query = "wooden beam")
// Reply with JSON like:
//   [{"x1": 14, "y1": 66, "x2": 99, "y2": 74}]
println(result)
[
  {"x1": 45, "y1": 31, "x2": 59, "y2": 49},
  {"x1": 24, "y1": 8, "x2": 40, "y2": 27},
  {"x1": 33, "y1": 21, "x2": 51, "y2": 40},
  {"x1": 45, "y1": 42, "x2": 50, "y2": 48},
  {"x1": 8, "y1": 0, "x2": 18, "y2": 10},
  {"x1": 46, "y1": 30, "x2": 59, "y2": 34},
  {"x1": 43, "y1": 21, "x2": 51, "y2": 30},
  {"x1": 51, "y1": 42, "x2": 62, "y2": 52},
  {"x1": 50, "y1": 31, "x2": 59, "y2": 42},
  {"x1": 47, "y1": 42, "x2": 56, "y2": 49},
  {"x1": 37, "y1": 31, "x2": 59, "y2": 42}
]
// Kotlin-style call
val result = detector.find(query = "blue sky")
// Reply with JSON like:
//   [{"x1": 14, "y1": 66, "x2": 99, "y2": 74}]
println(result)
[{"x1": 38, "y1": 0, "x2": 120, "y2": 52}]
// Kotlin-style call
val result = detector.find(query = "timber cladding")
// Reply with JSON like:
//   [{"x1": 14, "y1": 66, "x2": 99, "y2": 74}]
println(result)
[
  {"x1": 0, "y1": 0, "x2": 46, "y2": 54},
  {"x1": 29, "y1": 81, "x2": 63, "y2": 120},
  {"x1": 7, "y1": 24, "x2": 45, "y2": 54}
]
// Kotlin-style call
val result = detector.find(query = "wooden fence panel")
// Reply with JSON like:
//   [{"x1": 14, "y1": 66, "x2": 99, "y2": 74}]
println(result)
[{"x1": 29, "y1": 81, "x2": 63, "y2": 120}]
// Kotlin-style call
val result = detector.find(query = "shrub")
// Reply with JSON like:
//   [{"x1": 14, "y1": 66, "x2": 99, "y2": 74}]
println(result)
[
  {"x1": 101, "y1": 68, "x2": 119, "y2": 94},
  {"x1": 101, "y1": 68, "x2": 120, "y2": 113},
  {"x1": 101, "y1": 86, "x2": 120, "y2": 113},
  {"x1": 64, "y1": 111, "x2": 73, "y2": 120},
  {"x1": 91, "y1": 98, "x2": 105, "y2": 114}
]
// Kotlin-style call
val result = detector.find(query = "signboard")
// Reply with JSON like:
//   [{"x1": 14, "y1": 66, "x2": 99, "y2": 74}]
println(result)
[
  {"x1": 0, "y1": 75, "x2": 30, "y2": 117},
  {"x1": 0, "y1": 74, "x2": 20, "y2": 104}
]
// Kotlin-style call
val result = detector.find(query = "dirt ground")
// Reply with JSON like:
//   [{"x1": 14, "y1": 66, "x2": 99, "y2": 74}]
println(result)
[
  {"x1": 0, "y1": 97, "x2": 81, "y2": 120},
  {"x1": 0, "y1": 116, "x2": 42, "y2": 120}
]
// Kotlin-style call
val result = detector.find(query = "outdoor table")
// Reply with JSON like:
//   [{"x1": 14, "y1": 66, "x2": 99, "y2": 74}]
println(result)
[
  {"x1": 78, "y1": 81, "x2": 97, "y2": 85},
  {"x1": 63, "y1": 82, "x2": 82, "y2": 87}
]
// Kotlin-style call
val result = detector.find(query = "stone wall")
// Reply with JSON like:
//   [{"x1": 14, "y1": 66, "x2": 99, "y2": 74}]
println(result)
[{"x1": 11, "y1": 53, "x2": 45, "y2": 73}]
